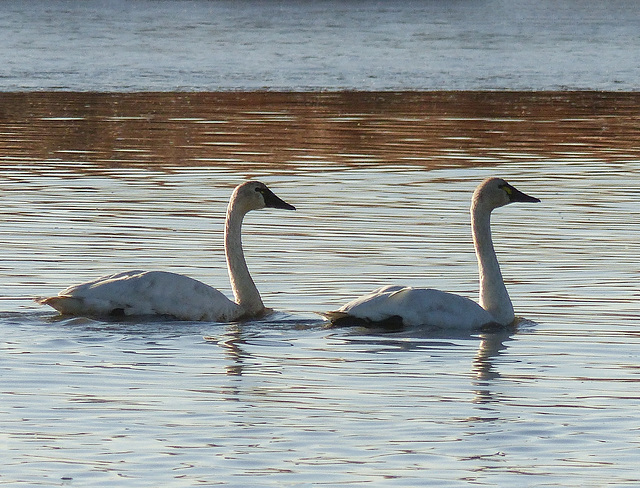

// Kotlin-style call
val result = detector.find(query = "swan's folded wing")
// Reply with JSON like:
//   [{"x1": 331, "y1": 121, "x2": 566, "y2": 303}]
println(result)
[
  {"x1": 335, "y1": 286, "x2": 495, "y2": 329},
  {"x1": 41, "y1": 270, "x2": 242, "y2": 322}
]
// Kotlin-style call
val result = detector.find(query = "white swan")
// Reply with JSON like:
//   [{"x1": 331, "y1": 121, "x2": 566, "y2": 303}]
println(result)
[
  {"x1": 40, "y1": 181, "x2": 295, "y2": 321},
  {"x1": 326, "y1": 177, "x2": 540, "y2": 330}
]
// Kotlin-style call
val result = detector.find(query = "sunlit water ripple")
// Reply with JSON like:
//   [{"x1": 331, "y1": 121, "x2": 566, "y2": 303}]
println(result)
[{"x1": 1, "y1": 92, "x2": 639, "y2": 486}]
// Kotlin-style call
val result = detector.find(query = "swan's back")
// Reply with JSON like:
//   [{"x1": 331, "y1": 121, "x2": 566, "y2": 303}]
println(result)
[
  {"x1": 330, "y1": 285, "x2": 496, "y2": 329},
  {"x1": 42, "y1": 271, "x2": 242, "y2": 321}
]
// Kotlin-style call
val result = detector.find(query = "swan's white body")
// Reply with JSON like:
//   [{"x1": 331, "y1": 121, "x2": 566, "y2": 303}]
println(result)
[
  {"x1": 40, "y1": 181, "x2": 295, "y2": 321},
  {"x1": 327, "y1": 178, "x2": 539, "y2": 330},
  {"x1": 332, "y1": 285, "x2": 496, "y2": 329},
  {"x1": 44, "y1": 270, "x2": 243, "y2": 321}
]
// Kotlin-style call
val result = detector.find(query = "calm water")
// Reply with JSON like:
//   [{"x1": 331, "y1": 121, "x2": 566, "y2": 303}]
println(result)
[
  {"x1": 1, "y1": 0, "x2": 639, "y2": 91},
  {"x1": 1, "y1": 92, "x2": 640, "y2": 486}
]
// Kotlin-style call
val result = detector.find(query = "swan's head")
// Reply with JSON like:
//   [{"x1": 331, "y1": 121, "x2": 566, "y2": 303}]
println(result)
[
  {"x1": 232, "y1": 181, "x2": 296, "y2": 213},
  {"x1": 472, "y1": 177, "x2": 540, "y2": 211}
]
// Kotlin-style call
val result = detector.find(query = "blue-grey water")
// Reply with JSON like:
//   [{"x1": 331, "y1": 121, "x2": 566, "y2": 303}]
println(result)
[
  {"x1": 1, "y1": 1, "x2": 640, "y2": 486},
  {"x1": 1, "y1": 0, "x2": 639, "y2": 91}
]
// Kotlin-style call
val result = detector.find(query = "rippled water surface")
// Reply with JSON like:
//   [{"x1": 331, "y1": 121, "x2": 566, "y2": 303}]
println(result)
[
  {"x1": 1, "y1": 92, "x2": 640, "y2": 486},
  {"x1": 1, "y1": 0, "x2": 639, "y2": 91}
]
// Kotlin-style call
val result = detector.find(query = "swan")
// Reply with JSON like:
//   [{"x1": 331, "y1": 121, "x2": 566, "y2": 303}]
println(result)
[
  {"x1": 326, "y1": 177, "x2": 540, "y2": 330},
  {"x1": 39, "y1": 181, "x2": 295, "y2": 321}
]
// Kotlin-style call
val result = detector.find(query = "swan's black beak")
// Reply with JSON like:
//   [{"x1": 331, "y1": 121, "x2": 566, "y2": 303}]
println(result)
[
  {"x1": 507, "y1": 184, "x2": 540, "y2": 204},
  {"x1": 263, "y1": 188, "x2": 296, "y2": 211}
]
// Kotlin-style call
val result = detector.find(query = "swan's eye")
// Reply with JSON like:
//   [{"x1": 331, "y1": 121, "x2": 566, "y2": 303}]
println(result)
[
  {"x1": 255, "y1": 187, "x2": 264, "y2": 194},
  {"x1": 500, "y1": 184, "x2": 513, "y2": 196}
]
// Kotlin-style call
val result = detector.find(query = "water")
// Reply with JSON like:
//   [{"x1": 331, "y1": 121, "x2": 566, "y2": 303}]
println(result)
[
  {"x1": 1, "y1": 92, "x2": 639, "y2": 486},
  {"x1": 3, "y1": 2, "x2": 639, "y2": 484},
  {"x1": 1, "y1": 0, "x2": 639, "y2": 91}
]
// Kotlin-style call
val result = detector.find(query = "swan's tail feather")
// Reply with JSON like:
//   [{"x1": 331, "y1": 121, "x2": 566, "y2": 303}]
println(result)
[{"x1": 38, "y1": 296, "x2": 85, "y2": 315}]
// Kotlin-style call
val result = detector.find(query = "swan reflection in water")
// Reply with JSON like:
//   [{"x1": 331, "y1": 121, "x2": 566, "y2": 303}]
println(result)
[
  {"x1": 212, "y1": 324, "x2": 250, "y2": 378},
  {"x1": 473, "y1": 327, "x2": 516, "y2": 383},
  {"x1": 208, "y1": 317, "x2": 522, "y2": 402}
]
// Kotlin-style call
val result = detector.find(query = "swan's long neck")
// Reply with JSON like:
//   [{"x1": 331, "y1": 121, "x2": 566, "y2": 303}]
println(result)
[
  {"x1": 471, "y1": 202, "x2": 514, "y2": 325},
  {"x1": 225, "y1": 201, "x2": 264, "y2": 316}
]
